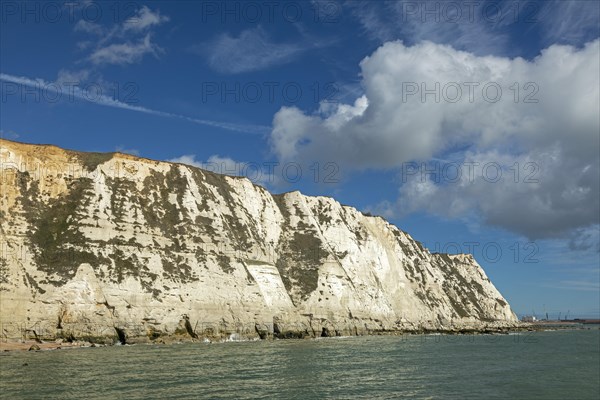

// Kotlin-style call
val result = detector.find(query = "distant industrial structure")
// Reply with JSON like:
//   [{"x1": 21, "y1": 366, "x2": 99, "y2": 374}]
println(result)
[{"x1": 521, "y1": 315, "x2": 538, "y2": 322}]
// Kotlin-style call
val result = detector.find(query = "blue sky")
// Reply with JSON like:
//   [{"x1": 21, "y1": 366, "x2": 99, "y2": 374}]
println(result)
[{"x1": 1, "y1": 0, "x2": 599, "y2": 318}]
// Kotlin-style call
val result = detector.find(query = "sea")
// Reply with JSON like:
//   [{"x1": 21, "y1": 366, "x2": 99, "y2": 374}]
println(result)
[{"x1": 1, "y1": 329, "x2": 598, "y2": 399}]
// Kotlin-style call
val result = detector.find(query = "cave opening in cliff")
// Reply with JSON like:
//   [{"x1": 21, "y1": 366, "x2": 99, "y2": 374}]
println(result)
[{"x1": 114, "y1": 327, "x2": 126, "y2": 345}]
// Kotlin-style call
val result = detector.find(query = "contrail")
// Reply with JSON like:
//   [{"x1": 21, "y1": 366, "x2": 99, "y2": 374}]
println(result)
[{"x1": 0, "y1": 73, "x2": 270, "y2": 135}]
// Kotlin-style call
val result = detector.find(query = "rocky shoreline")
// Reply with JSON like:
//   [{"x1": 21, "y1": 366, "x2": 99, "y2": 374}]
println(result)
[
  {"x1": 1, "y1": 323, "x2": 568, "y2": 352},
  {"x1": 4, "y1": 322, "x2": 598, "y2": 352}
]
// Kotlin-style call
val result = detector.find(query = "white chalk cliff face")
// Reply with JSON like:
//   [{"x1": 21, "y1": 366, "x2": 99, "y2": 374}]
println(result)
[{"x1": 0, "y1": 139, "x2": 518, "y2": 342}]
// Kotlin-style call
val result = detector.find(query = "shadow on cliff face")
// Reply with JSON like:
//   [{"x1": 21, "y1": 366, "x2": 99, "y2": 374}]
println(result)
[
  {"x1": 174, "y1": 315, "x2": 199, "y2": 339},
  {"x1": 184, "y1": 317, "x2": 199, "y2": 339},
  {"x1": 114, "y1": 327, "x2": 127, "y2": 345},
  {"x1": 273, "y1": 322, "x2": 310, "y2": 339}
]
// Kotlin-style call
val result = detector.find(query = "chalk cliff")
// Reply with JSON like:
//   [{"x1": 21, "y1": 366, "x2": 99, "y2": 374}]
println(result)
[{"x1": 0, "y1": 139, "x2": 518, "y2": 343}]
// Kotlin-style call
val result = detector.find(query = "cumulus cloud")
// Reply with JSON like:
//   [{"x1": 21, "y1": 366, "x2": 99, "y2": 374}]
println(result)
[
  {"x1": 195, "y1": 27, "x2": 305, "y2": 74},
  {"x1": 397, "y1": 148, "x2": 599, "y2": 239},
  {"x1": 168, "y1": 155, "x2": 204, "y2": 169},
  {"x1": 272, "y1": 40, "x2": 600, "y2": 167},
  {"x1": 270, "y1": 40, "x2": 600, "y2": 239},
  {"x1": 169, "y1": 155, "x2": 240, "y2": 172}
]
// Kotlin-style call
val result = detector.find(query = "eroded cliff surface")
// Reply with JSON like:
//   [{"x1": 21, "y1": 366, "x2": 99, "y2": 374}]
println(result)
[{"x1": 0, "y1": 139, "x2": 518, "y2": 342}]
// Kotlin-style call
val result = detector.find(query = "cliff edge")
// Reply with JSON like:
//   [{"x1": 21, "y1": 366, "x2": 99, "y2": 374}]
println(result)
[{"x1": 0, "y1": 139, "x2": 518, "y2": 343}]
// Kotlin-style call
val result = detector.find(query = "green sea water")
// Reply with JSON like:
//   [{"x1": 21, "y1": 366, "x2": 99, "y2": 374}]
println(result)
[{"x1": 1, "y1": 329, "x2": 599, "y2": 399}]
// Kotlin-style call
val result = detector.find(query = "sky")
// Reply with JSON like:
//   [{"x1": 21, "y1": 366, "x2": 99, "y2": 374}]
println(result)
[{"x1": 1, "y1": 0, "x2": 599, "y2": 318}]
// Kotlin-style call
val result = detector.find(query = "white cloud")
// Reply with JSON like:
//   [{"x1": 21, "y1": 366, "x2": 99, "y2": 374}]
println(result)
[
  {"x1": 73, "y1": 6, "x2": 169, "y2": 67},
  {"x1": 0, "y1": 73, "x2": 269, "y2": 135},
  {"x1": 168, "y1": 154, "x2": 274, "y2": 187},
  {"x1": 76, "y1": 41, "x2": 93, "y2": 51},
  {"x1": 539, "y1": 1, "x2": 600, "y2": 46},
  {"x1": 168, "y1": 155, "x2": 241, "y2": 172},
  {"x1": 74, "y1": 20, "x2": 105, "y2": 35},
  {"x1": 123, "y1": 6, "x2": 170, "y2": 32},
  {"x1": 115, "y1": 146, "x2": 140, "y2": 156},
  {"x1": 348, "y1": 1, "x2": 599, "y2": 56},
  {"x1": 205, "y1": 155, "x2": 243, "y2": 175},
  {"x1": 568, "y1": 226, "x2": 600, "y2": 253},
  {"x1": 347, "y1": 1, "x2": 396, "y2": 42},
  {"x1": 89, "y1": 34, "x2": 162, "y2": 65},
  {"x1": 197, "y1": 27, "x2": 305, "y2": 74},
  {"x1": 552, "y1": 280, "x2": 600, "y2": 292},
  {"x1": 168, "y1": 155, "x2": 204, "y2": 169},
  {"x1": 397, "y1": 148, "x2": 599, "y2": 239},
  {"x1": 348, "y1": 1, "x2": 511, "y2": 55},
  {"x1": 0, "y1": 129, "x2": 19, "y2": 140},
  {"x1": 56, "y1": 68, "x2": 90, "y2": 85},
  {"x1": 270, "y1": 39, "x2": 600, "y2": 239}
]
